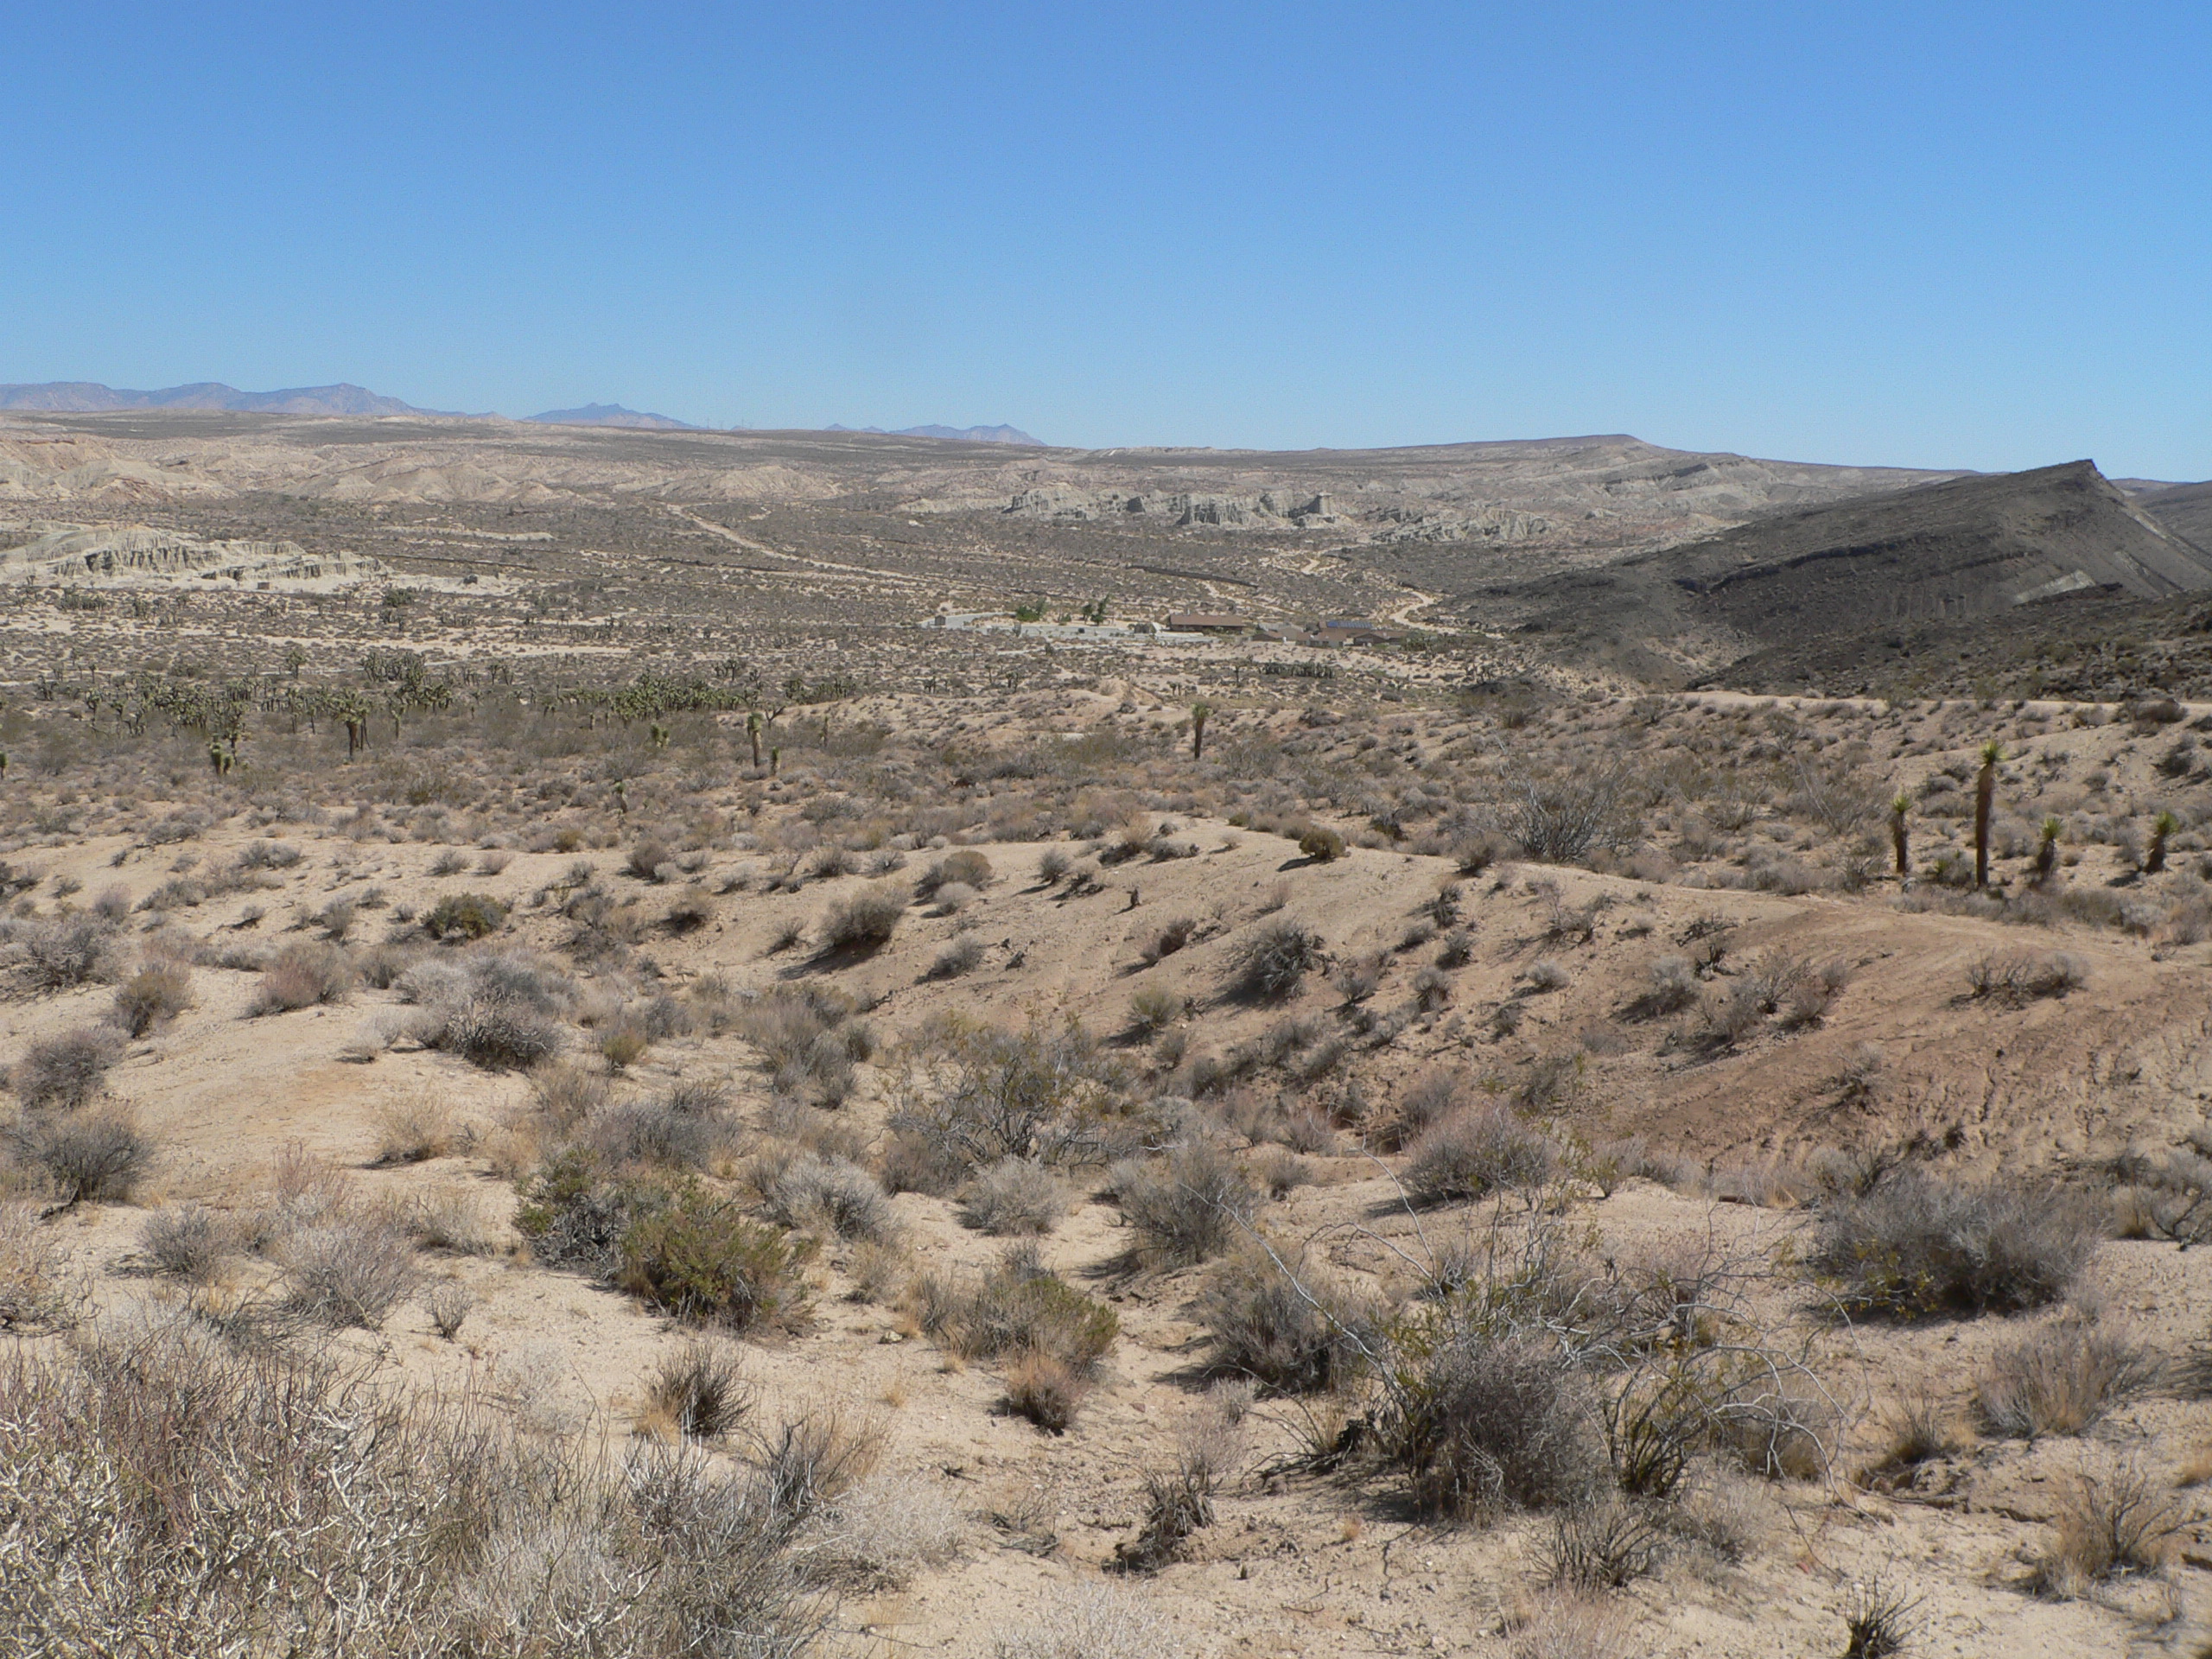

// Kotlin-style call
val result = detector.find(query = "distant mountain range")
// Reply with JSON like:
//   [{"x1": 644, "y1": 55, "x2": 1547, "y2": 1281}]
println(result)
[
  {"x1": 0, "y1": 380, "x2": 463, "y2": 416},
  {"x1": 826, "y1": 423, "x2": 1043, "y2": 446},
  {"x1": 523, "y1": 404, "x2": 697, "y2": 430},
  {"x1": 0, "y1": 381, "x2": 1044, "y2": 446}
]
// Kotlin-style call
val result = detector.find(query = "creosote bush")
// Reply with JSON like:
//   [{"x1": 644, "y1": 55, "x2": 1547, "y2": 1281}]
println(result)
[
  {"x1": 1808, "y1": 1171, "x2": 2092, "y2": 1319},
  {"x1": 617, "y1": 1183, "x2": 815, "y2": 1332},
  {"x1": 423, "y1": 891, "x2": 509, "y2": 940}
]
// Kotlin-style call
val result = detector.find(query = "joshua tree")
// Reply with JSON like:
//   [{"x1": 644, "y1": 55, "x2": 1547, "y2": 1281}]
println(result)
[
  {"x1": 770, "y1": 746, "x2": 781, "y2": 778},
  {"x1": 1974, "y1": 741, "x2": 2003, "y2": 888},
  {"x1": 747, "y1": 710, "x2": 763, "y2": 770},
  {"x1": 649, "y1": 721, "x2": 670, "y2": 751},
  {"x1": 2034, "y1": 817, "x2": 2062, "y2": 885},
  {"x1": 2149, "y1": 810, "x2": 2179, "y2": 874},
  {"x1": 1889, "y1": 793, "x2": 1910, "y2": 877},
  {"x1": 1191, "y1": 701, "x2": 1211, "y2": 761}
]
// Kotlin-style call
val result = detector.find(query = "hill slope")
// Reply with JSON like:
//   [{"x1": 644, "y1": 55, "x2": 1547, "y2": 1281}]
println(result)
[{"x1": 1501, "y1": 461, "x2": 2212, "y2": 684}]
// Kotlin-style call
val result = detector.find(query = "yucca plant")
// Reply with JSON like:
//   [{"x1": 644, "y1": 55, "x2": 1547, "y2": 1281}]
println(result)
[
  {"x1": 1889, "y1": 793, "x2": 1910, "y2": 877},
  {"x1": 1974, "y1": 741, "x2": 2003, "y2": 888},
  {"x1": 2148, "y1": 810, "x2": 2179, "y2": 874},
  {"x1": 2034, "y1": 817, "x2": 2062, "y2": 886}
]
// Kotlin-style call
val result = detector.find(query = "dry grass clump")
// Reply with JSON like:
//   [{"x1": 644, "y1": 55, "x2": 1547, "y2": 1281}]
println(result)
[
  {"x1": 249, "y1": 942, "x2": 357, "y2": 1015},
  {"x1": 1511, "y1": 1594, "x2": 1633, "y2": 1659},
  {"x1": 111, "y1": 961, "x2": 194, "y2": 1037},
  {"x1": 1838, "y1": 1577, "x2": 1921, "y2": 1659},
  {"x1": 1404, "y1": 1106, "x2": 1556, "y2": 1206},
  {"x1": 370, "y1": 1092, "x2": 459, "y2": 1166},
  {"x1": 0, "y1": 1319, "x2": 831, "y2": 1655},
  {"x1": 817, "y1": 884, "x2": 905, "y2": 952},
  {"x1": 959, "y1": 1157, "x2": 1068, "y2": 1236},
  {"x1": 1113, "y1": 1452, "x2": 1216, "y2": 1572},
  {"x1": 927, "y1": 935, "x2": 986, "y2": 978},
  {"x1": 1126, "y1": 982, "x2": 1183, "y2": 1036},
  {"x1": 1228, "y1": 918, "x2": 1325, "y2": 1001},
  {"x1": 1116, "y1": 1143, "x2": 1258, "y2": 1268},
  {"x1": 807, "y1": 1470, "x2": 965, "y2": 1587},
  {"x1": 10, "y1": 1024, "x2": 121, "y2": 1110},
  {"x1": 645, "y1": 1338, "x2": 753, "y2": 1439},
  {"x1": 2028, "y1": 1461, "x2": 2183, "y2": 1599},
  {"x1": 1808, "y1": 1171, "x2": 2091, "y2": 1319},
  {"x1": 1975, "y1": 1316, "x2": 2159, "y2": 1438}
]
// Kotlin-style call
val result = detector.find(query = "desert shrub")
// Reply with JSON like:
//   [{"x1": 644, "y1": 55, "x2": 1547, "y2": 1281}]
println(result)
[
  {"x1": 928, "y1": 935, "x2": 986, "y2": 979},
  {"x1": 1541, "y1": 1501, "x2": 1665, "y2": 1590},
  {"x1": 111, "y1": 962, "x2": 194, "y2": 1037},
  {"x1": 13, "y1": 1109, "x2": 155, "y2": 1205},
  {"x1": 1839, "y1": 1577, "x2": 1922, "y2": 1659},
  {"x1": 887, "y1": 1020, "x2": 1122, "y2": 1174},
  {"x1": 424, "y1": 1280, "x2": 473, "y2": 1338},
  {"x1": 0, "y1": 1204, "x2": 78, "y2": 1331},
  {"x1": 1808, "y1": 1172, "x2": 2091, "y2": 1319},
  {"x1": 1004, "y1": 1350, "x2": 1090, "y2": 1433},
  {"x1": 1229, "y1": 918, "x2": 1325, "y2": 1001},
  {"x1": 586, "y1": 1099, "x2": 730, "y2": 1172},
  {"x1": 370, "y1": 1093, "x2": 457, "y2": 1166},
  {"x1": 1036, "y1": 846, "x2": 1073, "y2": 885},
  {"x1": 400, "y1": 950, "x2": 569, "y2": 1069},
  {"x1": 1966, "y1": 950, "x2": 2087, "y2": 1003},
  {"x1": 2028, "y1": 1461, "x2": 2183, "y2": 1599},
  {"x1": 1511, "y1": 1596, "x2": 1633, "y2": 1659},
  {"x1": 1294, "y1": 823, "x2": 1345, "y2": 862},
  {"x1": 280, "y1": 1215, "x2": 419, "y2": 1328},
  {"x1": 0, "y1": 1321, "x2": 828, "y2": 1655},
  {"x1": 1127, "y1": 982, "x2": 1183, "y2": 1036},
  {"x1": 1976, "y1": 1318, "x2": 2159, "y2": 1438},
  {"x1": 646, "y1": 1338, "x2": 753, "y2": 1438},
  {"x1": 250, "y1": 943, "x2": 356, "y2": 1015},
  {"x1": 513, "y1": 1147, "x2": 646, "y2": 1274},
  {"x1": 19, "y1": 915, "x2": 114, "y2": 989},
  {"x1": 1136, "y1": 916, "x2": 1198, "y2": 967},
  {"x1": 11, "y1": 1024, "x2": 121, "y2": 1110},
  {"x1": 991, "y1": 1585, "x2": 1175, "y2": 1659},
  {"x1": 1198, "y1": 1248, "x2": 1373, "y2": 1394},
  {"x1": 423, "y1": 891, "x2": 508, "y2": 940},
  {"x1": 960, "y1": 1157, "x2": 1068, "y2": 1236},
  {"x1": 1118, "y1": 1143, "x2": 1257, "y2": 1268},
  {"x1": 755, "y1": 1150, "x2": 895, "y2": 1243},
  {"x1": 818, "y1": 885, "x2": 904, "y2": 952},
  {"x1": 1525, "y1": 957, "x2": 1571, "y2": 992},
  {"x1": 1378, "y1": 1331, "x2": 1605, "y2": 1519},
  {"x1": 139, "y1": 1204, "x2": 232, "y2": 1282},
  {"x1": 930, "y1": 880, "x2": 979, "y2": 915},
  {"x1": 1113, "y1": 1454, "x2": 1214, "y2": 1572},
  {"x1": 1405, "y1": 1107, "x2": 1556, "y2": 1205},
  {"x1": 618, "y1": 1185, "x2": 814, "y2": 1332},
  {"x1": 920, "y1": 1245, "x2": 1119, "y2": 1373}
]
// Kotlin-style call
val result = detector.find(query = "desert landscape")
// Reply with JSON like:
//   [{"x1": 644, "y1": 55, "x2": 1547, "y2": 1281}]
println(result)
[{"x1": 0, "y1": 403, "x2": 2209, "y2": 1656}]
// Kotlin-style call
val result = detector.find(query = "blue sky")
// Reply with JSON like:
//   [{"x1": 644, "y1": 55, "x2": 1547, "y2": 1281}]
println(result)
[{"x1": 3, "y1": 3, "x2": 2208, "y2": 475}]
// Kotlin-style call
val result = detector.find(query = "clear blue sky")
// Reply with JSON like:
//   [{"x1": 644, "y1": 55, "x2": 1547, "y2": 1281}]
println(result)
[{"x1": 4, "y1": 3, "x2": 2208, "y2": 476}]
